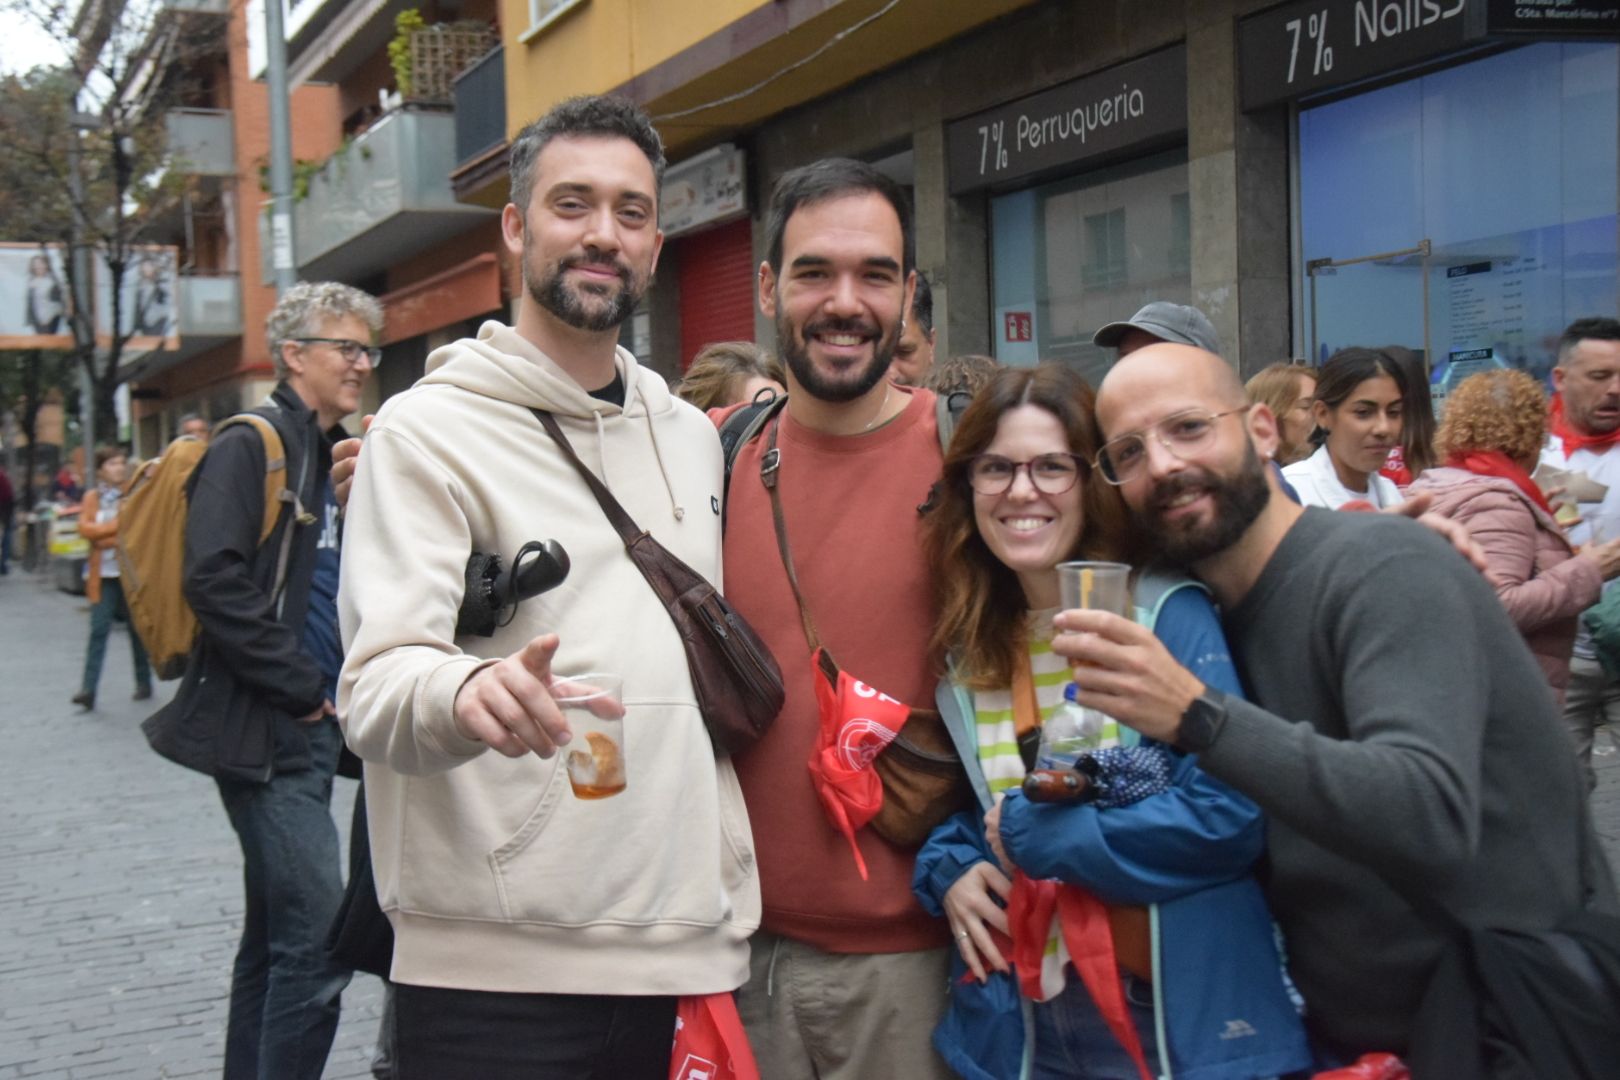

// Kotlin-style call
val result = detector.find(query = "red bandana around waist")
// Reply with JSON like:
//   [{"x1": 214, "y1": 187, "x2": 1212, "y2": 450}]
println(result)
[
  {"x1": 1549, "y1": 394, "x2": 1620, "y2": 459},
  {"x1": 1447, "y1": 448, "x2": 1555, "y2": 517}
]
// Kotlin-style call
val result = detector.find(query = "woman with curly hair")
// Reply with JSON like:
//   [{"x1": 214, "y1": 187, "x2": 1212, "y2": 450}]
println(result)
[
  {"x1": 911, "y1": 363, "x2": 1308, "y2": 1080},
  {"x1": 1410, "y1": 369, "x2": 1620, "y2": 702}
]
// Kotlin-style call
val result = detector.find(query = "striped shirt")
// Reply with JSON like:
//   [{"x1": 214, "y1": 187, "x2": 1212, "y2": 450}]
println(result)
[{"x1": 972, "y1": 608, "x2": 1127, "y2": 1000}]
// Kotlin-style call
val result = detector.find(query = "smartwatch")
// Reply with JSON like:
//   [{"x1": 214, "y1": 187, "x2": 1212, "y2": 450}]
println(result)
[{"x1": 1176, "y1": 686, "x2": 1229, "y2": 752}]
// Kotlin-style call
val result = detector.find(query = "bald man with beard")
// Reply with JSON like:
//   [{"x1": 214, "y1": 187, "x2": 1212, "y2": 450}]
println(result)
[{"x1": 1048, "y1": 343, "x2": 1617, "y2": 1064}]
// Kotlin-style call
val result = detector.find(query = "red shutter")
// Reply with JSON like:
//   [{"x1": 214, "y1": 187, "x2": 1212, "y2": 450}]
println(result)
[{"x1": 677, "y1": 217, "x2": 757, "y2": 372}]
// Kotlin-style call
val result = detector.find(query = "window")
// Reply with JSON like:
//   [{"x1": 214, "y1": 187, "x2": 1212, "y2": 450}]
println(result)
[
  {"x1": 991, "y1": 149, "x2": 1191, "y2": 386},
  {"x1": 1082, "y1": 209, "x2": 1127, "y2": 290},
  {"x1": 521, "y1": 0, "x2": 587, "y2": 42},
  {"x1": 1298, "y1": 43, "x2": 1617, "y2": 383},
  {"x1": 1168, "y1": 193, "x2": 1191, "y2": 277}
]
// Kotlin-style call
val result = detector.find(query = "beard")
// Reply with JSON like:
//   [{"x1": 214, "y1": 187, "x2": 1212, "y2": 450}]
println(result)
[
  {"x1": 776, "y1": 307, "x2": 900, "y2": 404},
  {"x1": 1139, "y1": 440, "x2": 1272, "y2": 565},
  {"x1": 526, "y1": 247, "x2": 646, "y2": 333}
]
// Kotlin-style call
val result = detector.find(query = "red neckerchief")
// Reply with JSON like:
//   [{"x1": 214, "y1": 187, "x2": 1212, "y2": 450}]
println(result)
[
  {"x1": 1549, "y1": 394, "x2": 1620, "y2": 459},
  {"x1": 1004, "y1": 874, "x2": 1154, "y2": 1080},
  {"x1": 804, "y1": 648, "x2": 910, "y2": 881},
  {"x1": 1447, "y1": 449, "x2": 1555, "y2": 517}
]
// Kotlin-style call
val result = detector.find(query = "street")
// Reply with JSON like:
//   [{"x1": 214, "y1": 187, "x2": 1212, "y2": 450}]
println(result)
[
  {"x1": 6, "y1": 563, "x2": 1620, "y2": 1078},
  {"x1": 0, "y1": 573, "x2": 382, "y2": 1079}
]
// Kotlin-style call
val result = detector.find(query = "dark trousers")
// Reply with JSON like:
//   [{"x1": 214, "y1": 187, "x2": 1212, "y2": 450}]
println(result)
[
  {"x1": 393, "y1": 983, "x2": 677, "y2": 1080},
  {"x1": 216, "y1": 720, "x2": 351, "y2": 1080},
  {"x1": 80, "y1": 576, "x2": 151, "y2": 695}
]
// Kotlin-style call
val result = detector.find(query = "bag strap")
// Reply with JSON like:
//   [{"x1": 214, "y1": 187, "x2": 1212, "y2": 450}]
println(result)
[
  {"x1": 216, "y1": 411, "x2": 306, "y2": 619},
  {"x1": 760, "y1": 411, "x2": 821, "y2": 651},
  {"x1": 1010, "y1": 654, "x2": 1041, "y2": 739}
]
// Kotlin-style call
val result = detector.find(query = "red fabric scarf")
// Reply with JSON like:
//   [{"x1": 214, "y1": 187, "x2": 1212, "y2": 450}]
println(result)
[
  {"x1": 1549, "y1": 394, "x2": 1620, "y2": 459},
  {"x1": 1447, "y1": 449, "x2": 1555, "y2": 517},
  {"x1": 1003, "y1": 874, "x2": 1154, "y2": 1080}
]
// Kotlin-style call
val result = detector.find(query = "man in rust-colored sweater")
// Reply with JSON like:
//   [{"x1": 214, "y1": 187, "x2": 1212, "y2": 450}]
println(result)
[{"x1": 722, "y1": 158, "x2": 954, "y2": 1079}]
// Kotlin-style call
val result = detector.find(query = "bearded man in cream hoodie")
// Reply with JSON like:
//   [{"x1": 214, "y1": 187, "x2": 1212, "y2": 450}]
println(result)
[{"x1": 337, "y1": 95, "x2": 758, "y2": 1079}]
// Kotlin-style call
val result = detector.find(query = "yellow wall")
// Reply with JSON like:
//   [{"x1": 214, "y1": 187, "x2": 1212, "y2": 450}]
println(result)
[{"x1": 501, "y1": 0, "x2": 1035, "y2": 157}]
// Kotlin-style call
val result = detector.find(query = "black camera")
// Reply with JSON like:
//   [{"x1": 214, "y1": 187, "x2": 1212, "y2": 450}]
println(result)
[{"x1": 457, "y1": 540, "x2": 571, "y2": 638}]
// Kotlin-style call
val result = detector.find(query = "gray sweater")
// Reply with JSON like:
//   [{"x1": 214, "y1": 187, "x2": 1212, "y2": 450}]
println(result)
[{"x1": 1202, "y1": 508, "x2": 1616, "y2": 1054}]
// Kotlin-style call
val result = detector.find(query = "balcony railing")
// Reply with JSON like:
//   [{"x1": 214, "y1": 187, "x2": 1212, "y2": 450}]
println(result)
[
  {"x1": 166, "y1": 109, "x2": 235, "y2": 176},
  {"x1": 177, "y1": 272, "x2": 241, "y2": 337},
  {"x1": 165, "y1": 0, "x2": 229, "y2": 14},
  {"x1": 453, "y1": 45, "x2": 504, "y2": 166},
  {"x1": 266, "y1": 105, "x2": 495, "y2": 281}
]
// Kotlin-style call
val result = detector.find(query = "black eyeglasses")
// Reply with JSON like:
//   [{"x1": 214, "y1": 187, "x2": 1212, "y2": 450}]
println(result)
[
  {"x1": 293, "y1": 338, "x2": 381, "y2": 365},
  {"x1": 1094, "y1": 407, "x2": 1250, "y2": 485},
  {"x1": 967, "y1": 453, "x2": 1086, "y2": 496}
]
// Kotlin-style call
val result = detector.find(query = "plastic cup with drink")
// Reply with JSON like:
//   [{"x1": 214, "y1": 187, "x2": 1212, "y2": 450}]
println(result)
[
  {"x1": 1041, "y1": 561, "x2": 1131, "y2": 769},
  {"x1": 550, "y1": 672, "x2": 627, "y2": 799}
]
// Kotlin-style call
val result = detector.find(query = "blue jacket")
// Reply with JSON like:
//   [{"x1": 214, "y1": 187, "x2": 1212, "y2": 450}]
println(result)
[{"x1": 913, "y1": 576, "x2": 1311, "y2": 1080}]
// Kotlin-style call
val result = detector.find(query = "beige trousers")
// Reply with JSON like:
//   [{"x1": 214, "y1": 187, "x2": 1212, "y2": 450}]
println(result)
[{"x1": 734, "y1": 931, "x2": 956, "y2": 1080}]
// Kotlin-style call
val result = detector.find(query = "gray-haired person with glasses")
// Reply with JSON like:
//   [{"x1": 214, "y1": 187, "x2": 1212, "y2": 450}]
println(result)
[{"x1": 143, "y1": 280, "x2": 383, "y2": 1080}]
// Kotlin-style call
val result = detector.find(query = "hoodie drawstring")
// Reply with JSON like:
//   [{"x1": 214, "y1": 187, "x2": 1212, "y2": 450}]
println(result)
[
  {"x1": 643, "y1": 410, "x2": 686, "y2": 521},
  {"x1": 592, "y1": 410, "x2": 610, "y2": 490}
]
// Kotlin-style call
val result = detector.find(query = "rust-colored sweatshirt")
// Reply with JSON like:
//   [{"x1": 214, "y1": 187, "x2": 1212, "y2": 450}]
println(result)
[{"x1": 722, "y1": 388, "x2": 950, "y2": 954}]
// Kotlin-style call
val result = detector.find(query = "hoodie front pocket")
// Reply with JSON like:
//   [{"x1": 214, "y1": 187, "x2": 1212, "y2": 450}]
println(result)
[{"x1": 486, "y1": 702, "x2": 742, "y2": 928}]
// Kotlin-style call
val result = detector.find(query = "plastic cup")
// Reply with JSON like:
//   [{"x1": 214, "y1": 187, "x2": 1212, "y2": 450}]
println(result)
[
  {"x1": 551, "y1": 673, "x2": 627, "y2": 800},
  {"x1": 1057, "y1": 561, "x2": 1131, "y2": 616}
]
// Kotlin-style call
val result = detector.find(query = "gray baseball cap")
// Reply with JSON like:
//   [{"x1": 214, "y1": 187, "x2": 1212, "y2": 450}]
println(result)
[{"x1": 1093, "y1": 302, "x2": 1222, "y2": 354}]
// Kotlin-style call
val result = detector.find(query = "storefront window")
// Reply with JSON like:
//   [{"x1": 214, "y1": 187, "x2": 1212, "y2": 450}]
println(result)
[
  {"x1": 1299, "y1": 42, "x2": 1618, "y2": 390},
  {"x1": 991, "y1": 150, "x2": 1191, "y2": 387}
]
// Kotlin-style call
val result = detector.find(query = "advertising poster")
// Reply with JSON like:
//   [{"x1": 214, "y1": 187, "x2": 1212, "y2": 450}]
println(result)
[
  {"x1": 96, "y1": 245, "x2": 180, "y2": 352},
  {"x1": 0, "y1": 243, "x2": 75, "y2": 350}
]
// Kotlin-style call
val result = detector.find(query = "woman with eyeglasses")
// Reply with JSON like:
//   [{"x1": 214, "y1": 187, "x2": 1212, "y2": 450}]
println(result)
[
  {"x1": 1282, "y1": 348, "x2": 1407, "y2": 509},
  {"x1": 913, "y1": 364, "x2": 1308, "y2": 1080}
]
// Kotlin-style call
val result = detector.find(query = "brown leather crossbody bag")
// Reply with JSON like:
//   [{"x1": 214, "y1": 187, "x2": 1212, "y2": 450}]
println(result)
[{"x1": 532, "y1": 408, "x2": 784, "y2": 755}]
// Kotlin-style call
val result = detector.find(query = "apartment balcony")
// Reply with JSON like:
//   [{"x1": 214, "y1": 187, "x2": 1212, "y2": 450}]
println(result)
[
  {"x1": 454, "y1": 45, "x2": 504, "y2": 166},
  {"x1": 166, "y1": 108, "x2": 235, "y2": 176},
  {"x1": 267, "y1": 106, "x2": 496, "y2": 282},
  {"x1": 119, "y1": 272, "x2": 243, "y2": 379}
]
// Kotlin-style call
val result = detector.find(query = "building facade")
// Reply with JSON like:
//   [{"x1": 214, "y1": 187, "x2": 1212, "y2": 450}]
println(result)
[{"x1": 501, "y1": 0, "x2": 1617, "y2": 387}]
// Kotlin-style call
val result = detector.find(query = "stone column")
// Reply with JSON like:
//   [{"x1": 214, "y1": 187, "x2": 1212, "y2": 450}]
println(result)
[{"x1": 1186, "y1": 11, "x2": 1291, "y2": 376}]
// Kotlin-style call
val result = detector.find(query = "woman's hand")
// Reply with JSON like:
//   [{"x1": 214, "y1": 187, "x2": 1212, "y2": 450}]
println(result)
[{"x1": 943, "y1": 860, "x2": 1012, "y2": 983}]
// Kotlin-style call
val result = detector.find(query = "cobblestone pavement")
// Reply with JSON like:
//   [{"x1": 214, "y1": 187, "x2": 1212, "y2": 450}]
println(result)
[
  {"x1": 0, "y1": 573, "x2": 381, "y2": 1079},
  {"x1": 5, "y1": 563, "x2": 1620, "y2": 1078}
]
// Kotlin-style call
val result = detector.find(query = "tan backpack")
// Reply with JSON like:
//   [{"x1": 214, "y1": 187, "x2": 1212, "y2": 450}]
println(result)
[{"x1": 118, "y1": 414, "x2": 296, "y2": 679}]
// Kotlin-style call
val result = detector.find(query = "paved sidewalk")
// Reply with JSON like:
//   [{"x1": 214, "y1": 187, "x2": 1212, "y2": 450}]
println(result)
[
  {"x1": 0, "y1": 572, "x2": 382, "y2": 1079},
  {"x1": 6, "y1": 561, "x2": 1620, "y2": 1078}
]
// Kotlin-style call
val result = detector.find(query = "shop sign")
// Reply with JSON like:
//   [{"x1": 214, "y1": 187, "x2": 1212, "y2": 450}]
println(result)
[
  {"x1": 1477, "y1": 0, "x2": 1620, "y2": 34},
  {"x1": 661, "y1": 144, "x2": 747, "y2": 239},
  {"x1": 1239, "y1": 0, "x2": 1479, "y2": 110},
  {"x1": 946, "y1": 46, "x2": 1187, "y2": 196}
]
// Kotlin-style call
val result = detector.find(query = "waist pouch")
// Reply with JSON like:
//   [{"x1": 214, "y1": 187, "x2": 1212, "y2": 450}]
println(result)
[{"x1": 806, "y1": 646, "x2": 970, "y2": 878}]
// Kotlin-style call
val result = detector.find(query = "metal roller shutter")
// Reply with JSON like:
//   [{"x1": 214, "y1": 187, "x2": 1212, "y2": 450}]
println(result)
[{"x1": 677, "y1": 217, "x2": 756, "y2": 372}]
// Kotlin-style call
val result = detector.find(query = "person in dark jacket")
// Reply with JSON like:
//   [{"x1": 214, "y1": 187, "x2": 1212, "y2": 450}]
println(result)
[{"x1": 143, "y1": 281, "x2": 382, "y2": 1080}]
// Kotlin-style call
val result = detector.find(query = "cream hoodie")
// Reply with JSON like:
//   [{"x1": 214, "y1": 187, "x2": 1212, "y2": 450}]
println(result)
[{"x1": 338, "y1": 321, "x2": 759, "y2": 995}]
